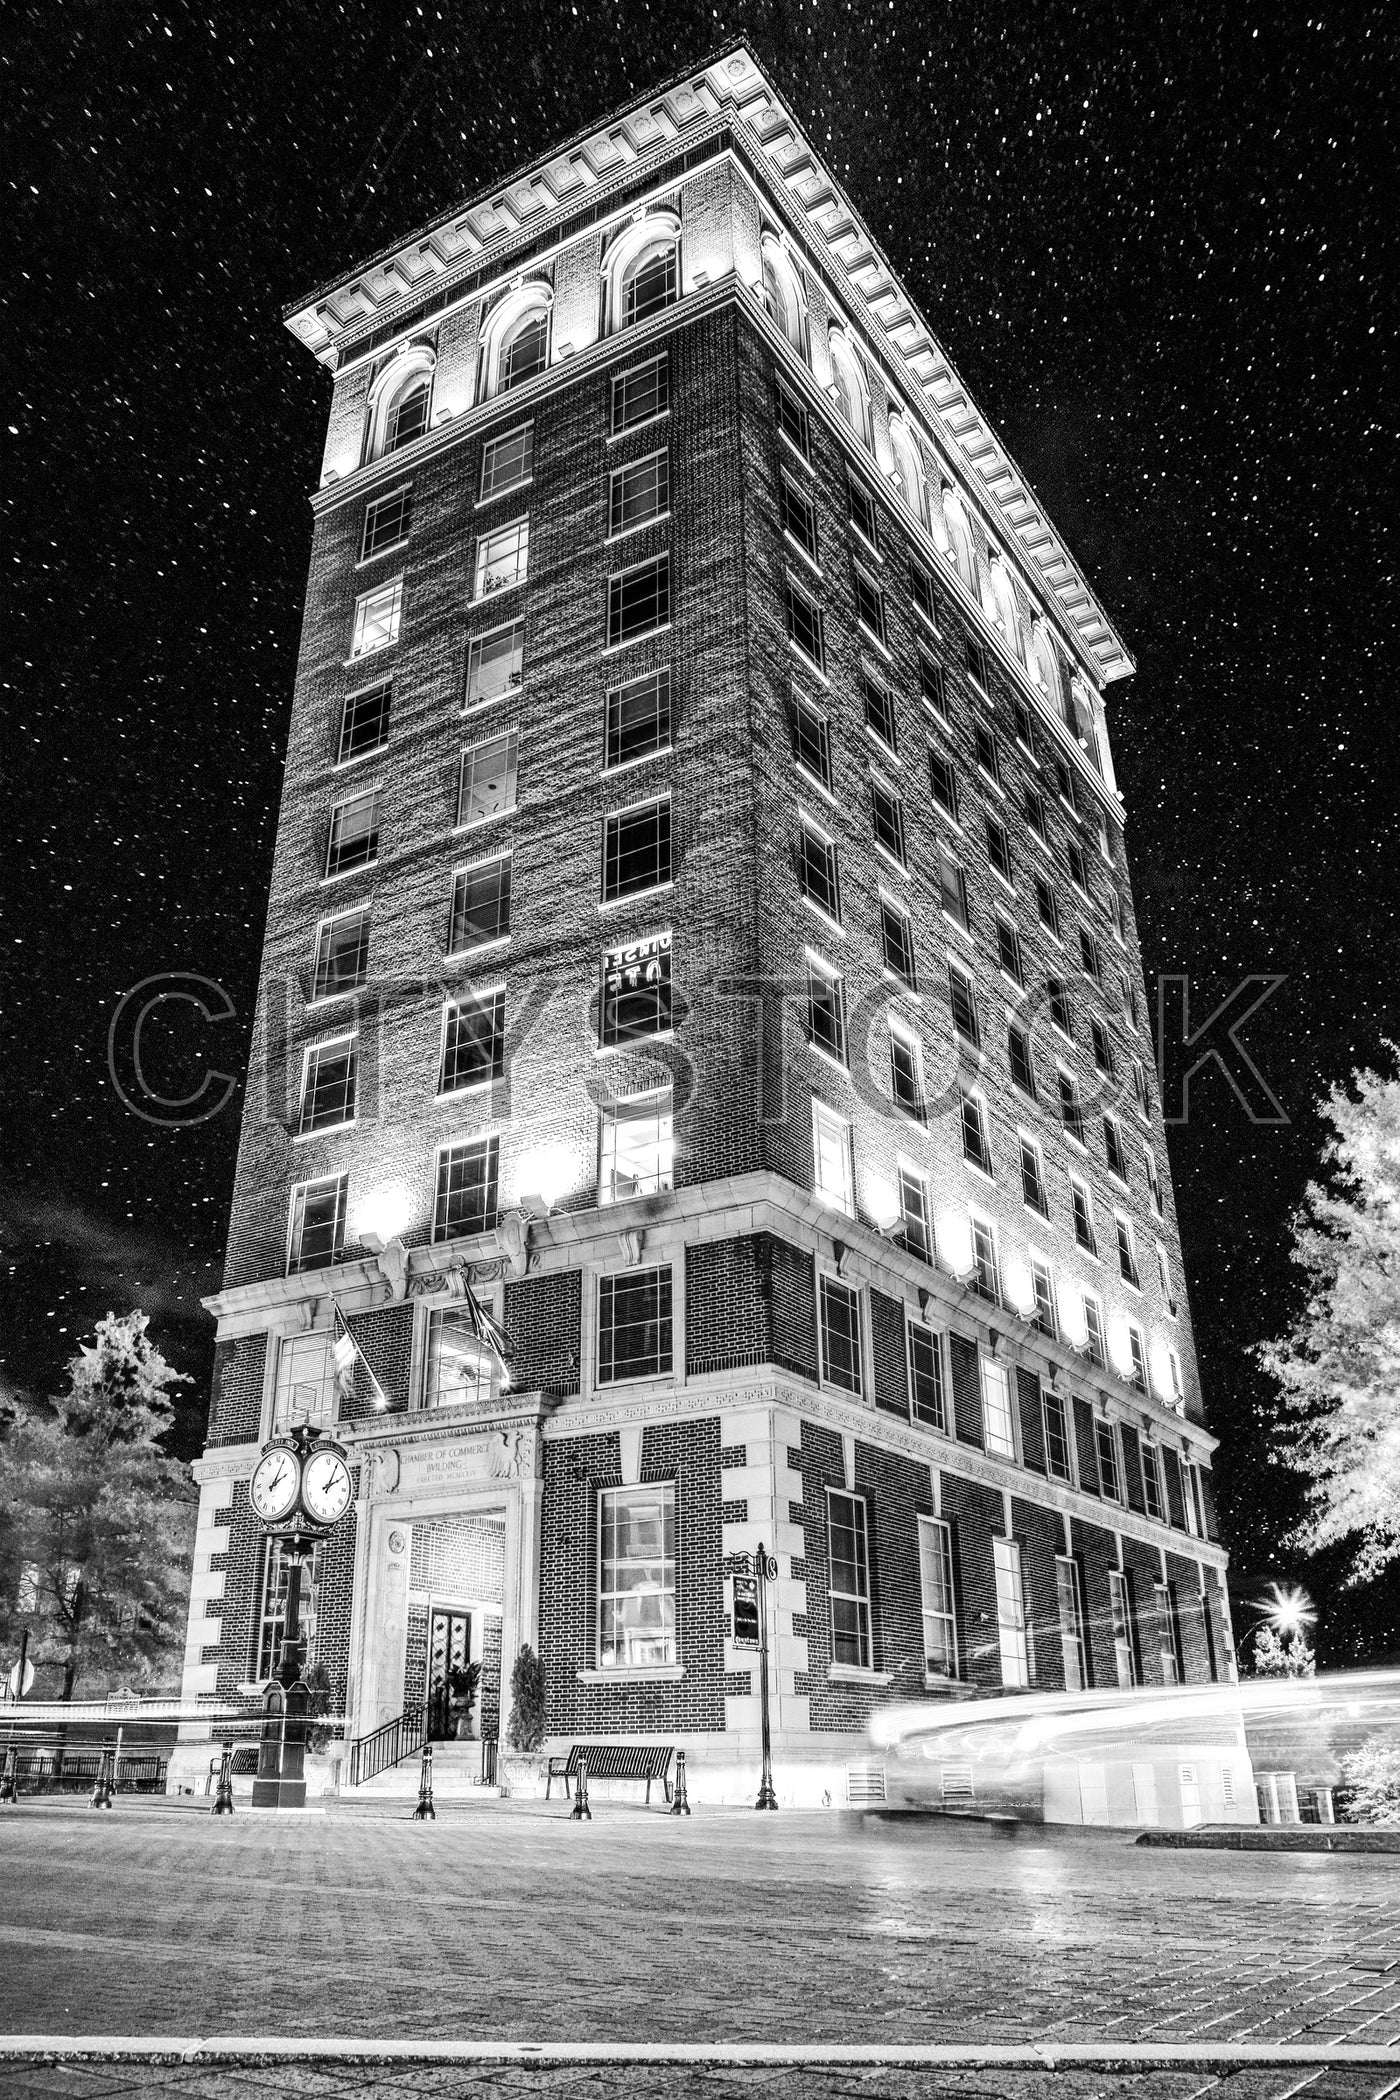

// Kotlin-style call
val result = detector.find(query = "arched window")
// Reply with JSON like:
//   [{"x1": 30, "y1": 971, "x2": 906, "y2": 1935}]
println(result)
[
  {"x1": 761, "y1": 236, "x2": 809, "y2": 362},
  {"x1": 888, "y1": 415, "x2": 926, "y2": 527},
  {"x1": 479, "y1": 284, "x2": 554, "y2": 401},
  {"x1": 1028, "y1": 616, "x2": 1061, "y2": 701},
  {"x1": 605, "y1": 215, "x2": 681, "y2": 335},
  {"x1": 941, "y1": 484, "x2": 977, "y2": 593},
  {"x1": 988, "y1": 557, "x2": 1023, "y2": 663},
  {"x1": 828, "y1": 333, "x2": 871, "y2": 450},
  {"x1": 365, "y1": 349, "x2": 435, "y2": 464}
]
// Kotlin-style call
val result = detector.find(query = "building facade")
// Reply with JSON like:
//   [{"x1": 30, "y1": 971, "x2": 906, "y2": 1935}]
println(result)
[{"x1": 176, "y1": 48, "x2": 1237, "y2": 1808}]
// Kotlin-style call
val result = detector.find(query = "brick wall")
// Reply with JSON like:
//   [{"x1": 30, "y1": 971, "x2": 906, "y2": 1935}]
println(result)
[
  {"x1": 208, "y1": 1334, "x2": 265, "y2": 1447},
  {"x1": 505, "y1": 1269, "x2": 581, "y2": 1396},
  {"x1": 1121, "y1": 1534, "x2": 1166, "y2": 1688},
  {"x1": 949, "y1": 1332, "x2": 982, "y2": 1447},
  {"x1": 1074, "y1": 1516, "x2": 1124, "y2": 1690},
  {"x1": 869, "y1": 1288, "x2": 907, "y2": 1418},
  {"x1": 939, "y1": 1472, "x2": 1005, "y2": 1690},
  {"x1": 345, "y1": 1301, "x2": 413, "y2": 1415},
  {"x1": 409, "y1": 1513, "x2": 506, "y2": 1599},
  {"x1": 1016, "y1": 1367, "x2": 1046, "y2": 1475},
  {"x1": 686, "y1": 1236, "x2": 767, "y2": 1374}
]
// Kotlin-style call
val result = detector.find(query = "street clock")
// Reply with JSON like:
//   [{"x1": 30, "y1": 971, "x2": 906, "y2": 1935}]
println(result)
[
  {"x1": 250, "y1": 1443, "x2": 301, "y2": 1525},
  {"x1": 302, "y1": 1445, "x2": 353, "y2": 1526},
  {"x1": 249, "y1": 1423, "x2": 352, "y2": 1538}
]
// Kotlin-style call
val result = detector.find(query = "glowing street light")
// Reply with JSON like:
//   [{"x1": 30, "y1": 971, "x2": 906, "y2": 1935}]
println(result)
[{"x1": 1253, "y1": 1582, "x2": 1317, "y2": 1640}]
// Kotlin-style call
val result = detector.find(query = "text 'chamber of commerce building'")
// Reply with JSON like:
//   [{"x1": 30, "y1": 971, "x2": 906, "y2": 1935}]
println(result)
[{"x1": 173, "y1": 47, "x2": 1241, "y2": 1812}]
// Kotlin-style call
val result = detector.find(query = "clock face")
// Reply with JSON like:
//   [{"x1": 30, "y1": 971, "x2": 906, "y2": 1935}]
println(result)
[
  {"x1": 250, "y1": 1446, "x2": 300, "y2": 1524},
  {"x1": 302, "y1": 1448, "x2": 352, "y2": 1526}
]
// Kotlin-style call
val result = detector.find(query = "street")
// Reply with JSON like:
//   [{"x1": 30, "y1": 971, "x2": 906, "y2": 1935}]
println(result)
[{"x1": 1, "y1": 1801, "x2": 1398, "y2": 2097}]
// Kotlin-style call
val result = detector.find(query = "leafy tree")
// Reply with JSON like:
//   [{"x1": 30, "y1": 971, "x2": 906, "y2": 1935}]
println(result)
[
  {"x1": 0, "y1": 1311, "x2": 197, "y2": 1699},
  {"x1": 1249, "y1": 1624, "x2": 1316, "y2": 1677},
  {"x1": 1338, "y1": 1735, "x2": 1400, "y2": 1824},
  {"x1": 1258, "y1": 1048, "x2": 1400, "y2": 1581},
  {"x1": 505, "y1": 1642, "x2": 546, "y2": 1751}
]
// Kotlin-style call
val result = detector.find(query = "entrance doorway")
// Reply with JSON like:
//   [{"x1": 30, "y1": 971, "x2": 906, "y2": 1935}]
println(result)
[{"x1": 426, "y1": 1606, "x2": 473, "y2": 1741}]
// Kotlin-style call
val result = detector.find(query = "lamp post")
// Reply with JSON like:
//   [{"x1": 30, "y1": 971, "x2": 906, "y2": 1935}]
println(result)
[{"x1": 754, "y1": 1543, "x2": 779, "y2": 1812}]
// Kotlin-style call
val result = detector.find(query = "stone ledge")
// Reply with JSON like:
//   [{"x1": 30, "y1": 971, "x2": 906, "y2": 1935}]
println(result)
[{"x1": 1137, "y1": 1823, "x2": 1400, "y2": 1853}]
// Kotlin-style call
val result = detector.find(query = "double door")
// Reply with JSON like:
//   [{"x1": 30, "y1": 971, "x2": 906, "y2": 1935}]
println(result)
[{"x1": 425, "y1": 1606, "x2": 472, "y2": 1741}]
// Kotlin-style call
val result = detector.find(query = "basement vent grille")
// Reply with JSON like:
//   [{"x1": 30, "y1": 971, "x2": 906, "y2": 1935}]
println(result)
[
  {"x1": 1221, "y1": 1765, "x2": 1235, "y2": 1808},
  {"x1": 846, "y1": 1763, "x2": 887, "y2": 1807},
  {"x1": 941, "y1": 1763, "x2": 974, "y2": 1803}
]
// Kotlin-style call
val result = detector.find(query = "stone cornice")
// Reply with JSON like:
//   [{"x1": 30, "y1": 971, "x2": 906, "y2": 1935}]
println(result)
[{"x1": 284, "y1": 46, "x2": 1131, "y2": 691}]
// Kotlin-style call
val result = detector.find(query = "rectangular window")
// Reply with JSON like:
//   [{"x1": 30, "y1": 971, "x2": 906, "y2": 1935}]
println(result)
[
  {"x1": 861, "y1": 669, "x2": 898, "y2": 753},
  {"x1": 254, "y1": 1538, "x2": 324, "y2": 1683},
  {"x1": 806, "y1": 953, "x2": 847, "y2": 1065},
  {"x1": 880, "y1": 895, "x2": 918, "y2": 989},
  {"x1": 961, "y1": 1090, "x2": 992, "y2": 1176},
  {"x1": 909, "y1": 1323, "x2": 946, "y2": 1429},
  {"x1": 785, "y1": 578, "x2": 825, "y2": 670},
  {"x1": 609, "y1": 449, "x2": 669, "y2": 536},
  {"x1": 1048, "y1": 977, "x2": 1074, "y2": 1037},
  {"x1": 1157, "y1": 1239, "x2": 1174, "y2": 1311},
  {"x1": 1142, "y1": 1441, "x2": 1165, "y2": 1522},
  {"x1": 480, "y1": 420, "x2": 534, "y2": 502},
  {"x1": 929, "y1": 748, "x2": 959, "y2": 821},
  {"x1": 1079, "y1": 925, "x2": 1102, "y2": 984},
  {"x1": 350, "y1": 576, "x2": 402, "y2": 658},
  {"x1": 1127, "y1": 1322, "x2": 1149, "y2": 1393},
  {"x1": 982, "y1": 1359, "x2": 1017, "y2": 1458},
  {"x1": 601, "y1": 930, "x2": 673, "y2": 1046},
  {"x1": 474, "y1": 516, "x2": 529, "y2": 599},
  {"x1": 1056, "y1": 1556, "x2": 1089, "y2": 1691},
  {"x1": 1058, "y1": 1069, "x2": 1086, "y2": 1146},
  {"x1": 362, "y1": 485, "x2": 413, "y2": 560},
  {"x1": 598, "y1": 1483, "x2": 676, "y2": 1668},
  {"x1": 1184, "y1": 1460, "x2": 1203, "y2": 1537},
  {"x1": 425, "y1": 1300, "x2": 501, "y2": 1410},
  {"x1": 608, "y1": 552, "x2": 670, "y2": 647},
  {"x1": 465, "y1": 618, "x2": 525, "y2": 709},
  {"x1": 853, "y1": 568, "x2": 886, "y2": 645},
  {"x1": 966, "y1": 636, "x2": 992, "y2": 695},
  {"x1": 458, "y1": 728, "x2": 519, "y2": 828},
  {"x1": 1013, "y1": 695, "x2": 1036, "y2": 754},
  {"x1": 899, "y1": 1165, "x2": 932, "y2": 1261},
  {"x1": 1031, "y1": 1254, "x2": 1058, "y2": 1338},
  {"x1": 325, "y1": 787, "x2": 380, "y2": 878},
  {"x1": 1083, "y1": 1290, "x2": 1107, "y2": 1366},
  {"x1": 1104, "y1": 1116, "x2": 1129, "y2": 1183},
  {"x1": 793, "y1": 693, "x2": 832, "y2": 791},
  {"x1": 1124, "y1": 974, "x2": 1141, "y2": 1030},
  {"x1": 819, "y1": 1277, "x2": 863, "y2": 1396},
  {"x1": 1146, "y1": 1148, "x2": 1163, "y2": 1215},
  {"x1": 1132, "y1": 1057, "x2": 1151, "y2": 1120},
  {"x1": 1109, "y1": 1569, "x2": 1138, "y2": 1687},
  {"x1": 1025, "y1": 783, "x2": 1048, "y2": 841},
  {"x1": 1036, "y1": 875, "x2": 1062, "y2": 939},
  {"x1": 602, "y1": 796, "x2": 671, "y2": 901},
  {"x1": 847, "y1": 477, "x2": 879, "y2": 550},
  {"x1": 448, "y1": 854, "x2": 512, "y2": 953},
  {"x1": 910, "y1": 562, "x2": 938, "y2": 629},
  {"x1": 599, "y1": 1085, "x2": 674, "y2": 1203},
  {"x1": 871, "y1": 776, "x2": 907, "y2": 866},
  {"x1": 612, "y1": 355, "x2": 669, "y2": 435},
  {"x1": 986, "y1": 814, "x2": 1013, "y2": 886},
  {"x1": 993, "y1": 1537, "x2": 1031, "y2": 1688},
  {"x1": 272, "y1": 1331, "x2": 338, "y2": 1436},
  {"x1": 889, "y1": 1019, "x2": 925, "y2": 1120},
  {"x1": 1116, "y1": 1215, "x2": 1141, "y2": 1289},
  {"x1": 971, "y1": 1214, "x2": 1000, "y2": 1301},
  {"x1": 776, "y1": 378, "x2": 811, "y2": 461},
  {"x1": 1090, "y1": 1016, "x2": 1115, "y2": 1077},
  {"x1": 1155, "y1": 1582, "x2": 1184, "y2": 1687},
  {"x1": 1169, "y1": 1348, "x2": 1185, "y2": 1409},
  {"x1": 973, "y1": 722, "x2": 1002, "y2": 789},
  {"x1": 1066, "y1": 837, "x2": 1089, "y2": 895},
  {"x1": 798, "y1": 818, "x2": 841, "y2": 923},
  {"x1": 605, "y1": 668, "x2": 671, "y2": 771},
  {"x1": 439, "y1": 987, "x2": 506, "y2": 1093},
  {"x1": 338, "y1": 679, "x2": 391, "y2": 765},
  {"x1": 433, "y1": 1135, "x2": 500, "y2": 1241},
  {"x1": 287, "y1": 1172, "x2": 347, "y2": 1275},
  {"x1": 1043, "y1": 1391, "x2": 1073, "y2": 1482},
  {"x1": 313, "y1": 908, "x2": 370, "y2": 1001},
  {"x1": 1107, "y1": 887, "x2": 1126, "y2": 943},
  {"x1": 827, "y1": 1488, "x2": 872, "y2": 1665},
  {"x1": 812, "y1": 1099, "x2": 854, "y2": 1215},
  {"x1": 1008, "y1": 1022, "x2": 1036, "y2": 1099},
  {"x1": 918, "y1": 1516, "x2": 959, "y2": 1679},
  {"x1": 996, "y1": 915, "x2": 1024, "y2": 985},
  {"x1": 939, "y1": 848, "x2": 970, "y2": 932},
  {"x1": 1070, "y1": 1174, "x2": 1097, "y2": 1255},
  {"x1": 948, "y1": 960, "x2": 980, "y2": 1048},
  {"x1": 780, "y1": 472, "x2": 818, "y2": 562},
  {"x1": 1095, "y1": 1420, "x2": 1122, "y2": 1502},
  {"x1": 597, "y1": 1266, "x2": 673, "y2": 1384},
  {"x1": 299, "y1": 1036, "x2": 356, "y2": 1135},
  {"x1": 920, "y1": 653, "x2": 949, "y2": 722},
  {"x1": 1020, "y1": 1136, "x2": 1049, "y2": 1216},
  {"x1": 1053, "y1": 753, "x2": 1078, "y2": 812}
]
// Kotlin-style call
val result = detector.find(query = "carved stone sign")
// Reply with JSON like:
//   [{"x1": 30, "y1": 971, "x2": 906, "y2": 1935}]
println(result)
[{"x1": 390, "y1": 1427, "x2": 537, "y2": 1499}]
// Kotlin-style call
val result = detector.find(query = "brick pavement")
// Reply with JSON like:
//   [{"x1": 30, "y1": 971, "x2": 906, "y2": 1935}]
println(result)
[{"x1": 0, "y1": 1805, "x2": 1397, "y2": 2098}]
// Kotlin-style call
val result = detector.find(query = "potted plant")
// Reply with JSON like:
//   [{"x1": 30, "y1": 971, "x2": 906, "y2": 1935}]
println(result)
[{"x1": 447, "y1": 1659, "x2": 482, "y2": 1739}]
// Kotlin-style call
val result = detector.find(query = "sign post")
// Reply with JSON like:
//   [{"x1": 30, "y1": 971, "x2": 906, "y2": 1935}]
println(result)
[{"x1": 753, "y1": 1544, "x2": 779, "y2": 1812}]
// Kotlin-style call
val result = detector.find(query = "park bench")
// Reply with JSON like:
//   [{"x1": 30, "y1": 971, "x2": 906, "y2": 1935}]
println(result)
[
  {"x1": 545, "y1": 1742, "x2": 674, "y2": 1805},
  {"x1": 204, "y1": 1745, "x2": 259, "y2": 1794}
]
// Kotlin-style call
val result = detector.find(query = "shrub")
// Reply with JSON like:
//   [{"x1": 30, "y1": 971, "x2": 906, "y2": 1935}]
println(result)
[
  {"x1": 506, "y1": 1643, "x2": 546, "y2": 1751},
  {"x1": 1338, "y1": 1735, "x2": 1400, "y2": 1824}
]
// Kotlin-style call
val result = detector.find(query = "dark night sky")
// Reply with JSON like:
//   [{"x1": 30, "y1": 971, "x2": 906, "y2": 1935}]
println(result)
[{"x1": 4, "y1": 3, "x2": 1396, "y2": 1655}]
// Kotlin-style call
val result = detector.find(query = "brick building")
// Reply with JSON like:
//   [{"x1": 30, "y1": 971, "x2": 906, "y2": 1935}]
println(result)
[{"x1": 176, "y1": 48, "x2": 1240, "y2": 1809}]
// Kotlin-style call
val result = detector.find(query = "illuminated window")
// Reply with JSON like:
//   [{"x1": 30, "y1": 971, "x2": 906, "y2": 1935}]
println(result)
[
  {"x1": 598, "y1": 1483, "x2": 675, "y2": 1667},
  {"x1": 286, "y1": 1174, "x2": 347, "y2": 1276},
  {"x1": 432, "y1": 1136, "x2": 499, "y2": 1242},
  {"x1": 299, "y1": 1037, "x2": 356, "y2": 1135},
  {"x1": 993, "y1": 1537, "x2": 1031, "y2": 1688},
  {"x1": 827, "y1": 1489, "x2": 872, "y2": 1664},
  {"x1": 480, "y1": 421, "x2": 534, "y2": 502},
  {"x1": 350, "y1": 576, "x2": 402, "y2": 658},
  {"x1": 599, "y1": 1086, "x2": 673, "y2": 1203},
  {"x1": 918, "y1": 1516, "x2": 959, "y2": 1679}
]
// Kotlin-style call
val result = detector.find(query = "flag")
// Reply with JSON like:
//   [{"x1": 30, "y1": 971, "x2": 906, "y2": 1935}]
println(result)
[
  {"x1": 332, "y1": 1302, "x2": 387, "y2": 1411},
  {"x1": 459, "y1": 1277, "x2": 514, "y2": 1383}
]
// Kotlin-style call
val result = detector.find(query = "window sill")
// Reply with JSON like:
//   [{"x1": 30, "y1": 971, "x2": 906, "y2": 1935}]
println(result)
[
  {"x1": 293, "y1": 1120, "x2": 357, "y2": 1144},
  {"x1": 800, "y1": 894, "x2": 845, "y2": 940},
  {"x1": 787, "y1": 640, "x2": 829, "y2": 685},
  {"x1": 344, "y1": 645, "x2": 399, "y2": 670},
  {"x1": 604, "y1": 621, "x2": 674, "y2": 656},
  {"x1": 864, "y1": 727, "x2": 900, "y2": 766},
  {"x1": 607, "y1": 509, "x2": 672, "y2": 547},
  {"x1": 606, "y1": 407, "x2": 671, "y2": 447},
  {"x1": 858, "y1": 623, "x2": 892, "y2": 661},
  {"x1": 476, "y1": 474, "x2": 534, "y2": 510},
  {"x1": 473, "y1": 577, "x2": 527, "y2": 606},
  {"x1": 595, "y1": 1030, "x2": 675, "y2": 1058},
  {"x1": 940, "y1": 909, "x2": 974, "y2": 942},
  {"x1": 873, "y1": 841, "x2": 910, "y2": 880},
  {"x1": 602, "y1": 744, "x2": 674, "y2": 781},
  {"x1": 795, "y1": 761, "x2": 838, "y2": 806},
  {"x1": 355, "y1": 537, "x2": 410, "y2": 570},
  {"x1": 576, "y1": 1666, "x2": 684, "y2": 1684},
  {"x1": 445, "y1": 935, "x2": 511, "y2": 964},
  {"x1": 332, "y1": 745, "x2": 389, "y2": 775},
  {"x1": 829, "y1": 1664, "x2": 893, "y2": 1687},
  {"x1": 783, "y1": 530, "x2": 822, "y2": 577},
  {"x1": 600, "y1": 880, "x2": 675, "y2": 914}
]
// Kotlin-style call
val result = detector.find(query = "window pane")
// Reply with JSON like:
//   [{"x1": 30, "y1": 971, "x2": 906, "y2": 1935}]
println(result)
[
  {"x1": 793, "y1": 697, "x2": 832, "y2": 790},
  {"x1": 828, "y1": 1491, "x2": 871, "y2": 1668},
  {"x1": 480, "y1": 422, "x2": 534, "y2": 501},
  {"x1": 982, "y1": 1361, "x2": 1016, "y2": 1457},
  {"x1": 606, "y1": 669, "x2": 671, "y2": 771},
  {"x1": 351, "y1": 578, "x2": 402, "y2": 657},
  {"x1": 459, "y1": 729, "x2": 519, "y2": 828},
  {"x1": 598, "y1": 1266, "x2": 673, "y2": 1383},
  {"x1": 272, "y1": 1333, "x2": 338, "y2": 1435},
  {"x1": 433, "y1": 1136, "x2": 500, "y2": 1240},
  {"x1": 288, "y1": 1174, "x2": 347, "y2": 1275},
  {"x1": 780, "y1": 474, "x2": 818, "y2": 560},
  {"x1": 994, "y1": 1537, "x2": 1030, "y2": 1688},
  {"x1": 425, "y1": 1304, "x2": 499, "y2": 1409},
  {"x1": 300, "y1": 1039, "x2": 356, "y2": 1134},
  {"x1": 603, "y1": 798, "x2": 671, "y2": 900},
  {"x1": 601, "y1": 931, "x2": 672, "y2": 1046},
  {"x1": 362, "y1": 487, "x2": 413, "y2": 559},
  {"x1": 785, "y1": 581, "x2": 824, "y2": 669},
  {"x1": 612, "y1": 356, "x2": 670, "y2": 434},
  {"x1": 599, "y1": 1087, "x2": 674, "y2": 1202},
  {"x1": 820, "y1": 1277, "x2": 862, "y2": 1394},
  {"x1": 624, "y1": 244, "x2": 677, "y2": 327},
  {"x1": 599, "y1": 1483, "x2": 676, "y2": 1667},
  {"x1": 799, "y1": 824, "x2": 840, "y2": 920},
  {"x1": 919, "y1": 1516, "x2": 957, "y2": 1677},
  {"x1": 807, "y1": 960, "x2": 846, "y2": 1063},
  {"x1": 313, "y1": 909, "x2": 370, "y2": 999},
  {"x1": 439, "y1": 989, "x2": 506, "y2": 1092},
  {"x1": 1056, "y1": 1557, "x2": 1087, "y2": 1691},
  {"x1": 776, "y1": 380, "x2": 810, "y2": 460},
  {"x1": 909, "y1": 1323, "x2": 945, "y2": 1428},
  {"x1": 501, "y1": 312, "x2": 547, "y2": 390},
  {"x1": 326, "y1": 789, "x2": 380, "y2": 878},
  {"x1": 608, "y1": 554, "x2": 670, "y2": 646},
  {"x1": 448, "y1": 856, "x2": 512, "y2": 952},
  {"x1": 338, "y1": 680, "x2": 391, "y2": 764},
  {"x1": 475, "y1": 517, "x2": 529, "y2": 598},
  {"x1": 812, "y1": 1102, "x2": 853, "y2": 1214},
  {"x1": 610, "y1": 451, "x2": 669, "y2": 535},
  {"x1": 871, "y1": 779, "x2": 906, "y2": 865},
  {"x1": 387, "y1": 379, "x2": 428, "y2": 452},
  {"x1": 466, "y1": 620, "x2": 524, "y2": 709}
]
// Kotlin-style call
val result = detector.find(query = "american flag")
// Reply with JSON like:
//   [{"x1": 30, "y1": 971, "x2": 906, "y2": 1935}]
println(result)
[{"x1": 332, "y1": 1302, "x2": 388, "y2": 1410}]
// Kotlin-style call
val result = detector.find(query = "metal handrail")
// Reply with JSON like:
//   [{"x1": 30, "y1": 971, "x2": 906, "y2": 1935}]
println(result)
[{"x1": 347, "y1": 1705, "x2": 425, "y2": 1787}]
